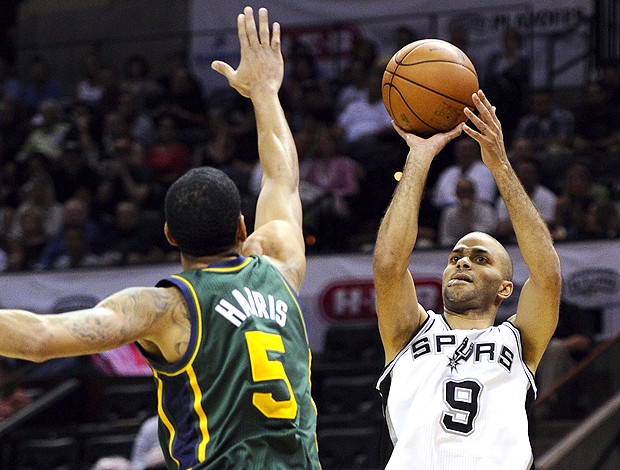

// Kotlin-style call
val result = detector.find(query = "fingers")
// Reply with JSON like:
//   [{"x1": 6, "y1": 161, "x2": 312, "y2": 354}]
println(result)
[
  {"x1": 391, "y1": 121, "x2": 408, "y2": 139},
  {"x1": 244, "y1": 6, "x2": 259, "y2": 47},
  {"x1": 258, "y1": 7, "x2": 270, "y2": 46},
  {"x1": 271, "y1": 21, "x2": 281, "y2": 51},
  {"x1": 237, "y1": 12, "x2": 249, "y2": 48}
]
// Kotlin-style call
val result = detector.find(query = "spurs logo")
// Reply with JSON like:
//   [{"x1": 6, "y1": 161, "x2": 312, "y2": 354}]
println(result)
[{"x1": 447, "y1": 337, "x2": 474, "y2": 372}]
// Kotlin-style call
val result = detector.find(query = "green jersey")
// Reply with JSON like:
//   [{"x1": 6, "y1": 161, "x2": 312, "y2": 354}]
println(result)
[{"x1": 139, "y1": 255, "x2": 320, "y2": 469}]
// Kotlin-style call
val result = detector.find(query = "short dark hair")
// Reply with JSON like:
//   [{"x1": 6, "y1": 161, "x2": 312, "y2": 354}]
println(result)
[{"x1": 165, "y1": 167, "x2": 241, "y2": 256}]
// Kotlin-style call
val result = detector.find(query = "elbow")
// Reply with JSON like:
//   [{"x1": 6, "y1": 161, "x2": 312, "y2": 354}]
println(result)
[
  {"x1": 20, "y1": 321, "x2": 56, "y2": 362},
  {"x1": 373, "y1": 246, "x2": 408, "y2": 279},
  {"x1": 537, "y1": 253, "x2": 562, "y2": 295}
]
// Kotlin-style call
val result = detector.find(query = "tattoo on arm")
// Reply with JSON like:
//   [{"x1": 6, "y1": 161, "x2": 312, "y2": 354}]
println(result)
[{"x1": 57, "y1": 288, "x2": 172, "y2": 346}]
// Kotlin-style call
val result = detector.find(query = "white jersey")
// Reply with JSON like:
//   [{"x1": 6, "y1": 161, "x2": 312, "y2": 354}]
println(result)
[{"x1": 377, "y1": 311, "x2": 536, "y2": 470}]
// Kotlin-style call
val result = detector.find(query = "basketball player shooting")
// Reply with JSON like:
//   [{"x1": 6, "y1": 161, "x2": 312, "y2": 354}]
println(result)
[{"x1": 374, "y1": 90, "x2": 561, "y2": 469}]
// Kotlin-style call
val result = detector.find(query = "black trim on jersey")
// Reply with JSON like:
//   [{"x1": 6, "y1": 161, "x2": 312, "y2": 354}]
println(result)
[
  {"x1": 378, "y1": 373, "x2": 394, "y2": 469},
  {"x1": 504, "y1": 320, "x2": 537, "y2": 396},
  {"x1": 376, "y1": 311, "x2": 437, "y2": 468},
  {"x1": 377, "y1": 312, "x2": 435, "y2": 385}
]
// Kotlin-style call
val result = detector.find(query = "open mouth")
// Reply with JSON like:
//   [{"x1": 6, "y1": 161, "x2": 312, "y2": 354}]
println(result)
[{"x1": 448, "y1": 274, "x2": 472, "y2": 286}]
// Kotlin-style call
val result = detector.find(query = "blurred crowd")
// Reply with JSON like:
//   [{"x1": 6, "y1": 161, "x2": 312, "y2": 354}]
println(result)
[{"x1": 0, "y1": 26, "x2": 619, "y2": 271}]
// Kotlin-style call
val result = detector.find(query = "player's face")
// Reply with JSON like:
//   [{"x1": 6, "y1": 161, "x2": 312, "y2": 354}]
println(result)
[{"x1": 442, "y1": 233, "x2": 510, "y2": 313}]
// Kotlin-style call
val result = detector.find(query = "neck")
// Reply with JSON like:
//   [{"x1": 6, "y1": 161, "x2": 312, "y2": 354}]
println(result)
[
  {"x1": 181, "y1": 249, "x2": 240, "y2": 270},
  {"x1": 443, "y1": 309, "x2": 496, "y2": 329}
]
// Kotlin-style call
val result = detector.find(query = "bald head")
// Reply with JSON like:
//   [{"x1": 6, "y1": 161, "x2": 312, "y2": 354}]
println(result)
[{"x1": 455, "y1": 232, "x2": 513, "y2": 281}]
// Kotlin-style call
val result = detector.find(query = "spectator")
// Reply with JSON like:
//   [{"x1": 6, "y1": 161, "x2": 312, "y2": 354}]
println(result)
[
  {"x1": 194, "y1": 98, "x2": 259, "y2": 195},
  {"x1": 151, "y1": 65, "x2": 206, "y2": 144},
  {"x1": 572, "y1": 80, "x2": 620, "y2": 155},
  {"x1": 17, "y1": 98, "x2": 71, "y2": 163},
  {"x1": 6, "y1": 205, "x2": 48, "y2": 271},
  {"x1": 515, "y1": 88, "x2": 575, "y2": 154},
  {"x1": 97, "y1": 200, "x2": 170, "y2": 266},
  {"x1": 299, "y1": 125, "x2": 363, "y2": 252},
  {"x1": 191, "y1": 105, "x2": 236, "y2": 169},
  {"x1": 100, "y1": 111, "x2": 131, "y2": 160},
  {"x1": 116, "y1": 92, "x2": 156, "y2": 147},
  {"x1": 337, "y1": 62, "x2": 403, "y2": 224},
  {"x1": 47, "y1": 224, "x2": 102, "y2": 269},
  {"x1": 120, "y1": 53, "x2": 160, "y2": 108},
  {"x1": 10, "y1": 172, "x2": 63, "y2": 240},
  {"x1": 145, "y1": 116, "x2": 190, "y2": 200},
  {"x1": 280, "y1": 40, "x2": 333, "y2": 128},
  {"x1": 432, "y1": 134, "x2": 497, "y2": 208},
  {"x1": 336, "y1": 63, "x2": 393, "y2": 150},
  {"x1": 536, "y1": 300, "x2": 600, "y2": 416},
  {"x1": 583, "y1": 198, "x2": 620, "y2": 240},
  {"x1": 21, "y1": 55, "x2": 60, "y2": 117},
  {"x1": 51, "y1": 139, "x2": 102, "y2": 204},
  {"x1": 334, "y1": 59, "x2": 370, "y2": 113},
  {"x1": 36, "y1": 197, "x2": 100, "y2": 270},
  {"x1": 552, "y1": 162, "x2": 609, "y2": 241},
  {"x1": 75, "y1": 52, "x2": 104, "y2": 107},
  {"x1": 95, "y1": 65, "x2": 122, "y2": 118},
  {"x1": 64, "y1": 99, "x2": 102, "y2": 166},
  {"x1": 437, "y1": 177, "x2": 498, "y2": 247},
  {"x1": 495, "y1": 159, "x2": 557, "y2": 243},
  {"x1": 96, "y1": 136, "x2": 153, "y2": 219},
  {"x1": 482, "y1": 27, "x2": 531, "y2": 138}
]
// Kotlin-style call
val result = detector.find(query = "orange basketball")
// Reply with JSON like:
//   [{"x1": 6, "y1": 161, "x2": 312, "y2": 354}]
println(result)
[{"x1": 382, "y1": 39, "x2": 479, "y2": 136}]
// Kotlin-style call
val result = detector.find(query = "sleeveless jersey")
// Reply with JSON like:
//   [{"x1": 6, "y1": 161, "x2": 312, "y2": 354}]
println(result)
[
  {"x1": 377, "y1": 310, "x2": 536, "y2": 470},
  {"x1": 139, "y1": 255, "x2": 321, "y2": 470}
]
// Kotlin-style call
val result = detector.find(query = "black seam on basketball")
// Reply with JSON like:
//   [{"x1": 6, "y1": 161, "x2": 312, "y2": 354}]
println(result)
[
  {"x1": 383, "y1": 82, "x2": 443, "y2": 132},
  {"x1": 393, "y1": 59, "x2": 477, "y2": 77},
  {"x1": 385, "y1": 70, "x2": 474, "y2": 108}
]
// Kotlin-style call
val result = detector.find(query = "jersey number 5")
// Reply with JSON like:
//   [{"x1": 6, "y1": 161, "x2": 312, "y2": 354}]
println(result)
[
  {"x1": 245, "y1": 331, "x2": 298, "y2": 419},
  {"x1": 441, "y1": 379, "x2": 481, "y2": 435}
]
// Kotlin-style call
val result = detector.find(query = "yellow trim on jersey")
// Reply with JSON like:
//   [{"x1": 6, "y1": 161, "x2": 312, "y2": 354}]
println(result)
[
  {"x1": 154, "y1": 372, "x2": 181, "y2": 469},
  {"x1": 274, "y1": 269, "x2": 311, "y2": 343},
  {"x1": 186, "y1": 365, "x2": 210, "y2": 460},
  {"x1": 159, "y1": 274, "x2": 210, "y2": 461},
  {"x1": 202, "y1": 257, "x2": 252, "y2": 272},
  {"x1": 156, "y1": 274, "x2": 204, "y2": 377}
]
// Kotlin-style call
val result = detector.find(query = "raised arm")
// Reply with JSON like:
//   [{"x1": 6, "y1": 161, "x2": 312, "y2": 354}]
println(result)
[
  {"x1": 0, "y1": 287, "x2": 182, "y2": 363},
  {"x1": 211, "y1": 7, "x2": 305, "y2": 291},
  {"x1": 463, "y1": 91, "x2": 561, "y2": 372},
  {"x1": 374, "y1": 123, "x2": 462, "y2": 363}
]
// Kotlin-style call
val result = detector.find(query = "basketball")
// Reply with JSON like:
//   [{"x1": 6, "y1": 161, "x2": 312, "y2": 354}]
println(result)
[{"x1": 382, "y1": 39, "x2": 479, "y2": 136}]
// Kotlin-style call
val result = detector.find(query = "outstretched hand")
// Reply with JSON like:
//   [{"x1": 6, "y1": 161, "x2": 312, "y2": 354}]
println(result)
[
  {"x1": 462, "y1": 90, "x2": 509, "y2": 170},
  {"x1": 392, "y1": 121, "x2": 463, "y2": 158},
  {"x1": 211, "y1": 7, "x2": 283, "y2": 98}
]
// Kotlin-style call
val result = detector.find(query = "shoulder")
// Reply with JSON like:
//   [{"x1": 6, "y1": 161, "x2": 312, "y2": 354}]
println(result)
[{"x1": 243, "y1": 220, "x2": 305, "y2": 292}]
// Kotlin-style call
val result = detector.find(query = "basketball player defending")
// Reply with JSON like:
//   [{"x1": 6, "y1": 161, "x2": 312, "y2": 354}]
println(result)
[
  {"x1": 0, "y1": 7, "x2": 321, "y2": 469},
  {"x1": 374, "y1": 91, "x2": 561, "y2": 469}
]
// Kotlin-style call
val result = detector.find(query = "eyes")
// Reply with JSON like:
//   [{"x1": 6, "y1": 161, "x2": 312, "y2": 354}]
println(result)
[{"x1": 449, "y1": 255, "x2": 488, "y2": 264}]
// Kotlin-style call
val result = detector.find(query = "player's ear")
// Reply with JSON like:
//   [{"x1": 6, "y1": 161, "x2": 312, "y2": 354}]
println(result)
[
  {"x1": 498, "y1": 280, "x2": 513, "y2": 300},
  {"x1": 236, "y1": 214, "x2": 247, "y2": 242},
  {"x1": 164, "y1": 222, "x2": 178, "y2": 247}
]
